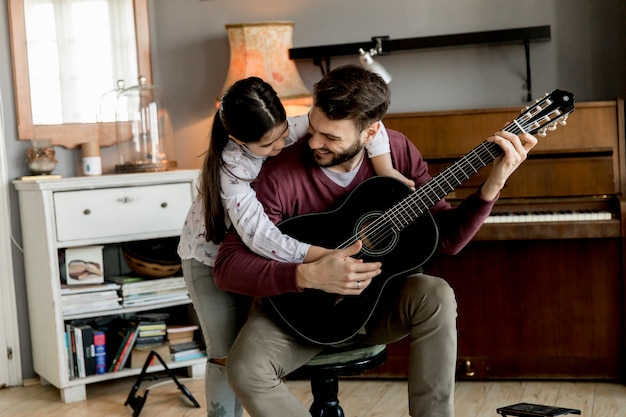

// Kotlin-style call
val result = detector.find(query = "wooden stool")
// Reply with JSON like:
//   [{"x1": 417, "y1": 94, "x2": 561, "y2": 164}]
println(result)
[{"x1": 291, "y1": 344, "x2": 387, "y2": 417}]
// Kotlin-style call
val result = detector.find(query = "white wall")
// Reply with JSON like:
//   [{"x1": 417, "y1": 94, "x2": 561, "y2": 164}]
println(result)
[{"x1": 1, "y1": 0, "x2": 624, "y2": 379}]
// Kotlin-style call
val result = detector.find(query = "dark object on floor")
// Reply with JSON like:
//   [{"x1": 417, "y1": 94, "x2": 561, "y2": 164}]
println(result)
[
  {"x1": 497, "y1": 403, "x2": 582, "y2": 417},
  {"x1": 124, "y1": 350, "x2": 200, "y2": 417}
]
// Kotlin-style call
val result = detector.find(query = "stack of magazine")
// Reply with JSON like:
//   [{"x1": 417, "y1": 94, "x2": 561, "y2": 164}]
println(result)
[
  {"x1": 167, "y1": 324, "x2": 206, "y2": 362},
  {"x1": 61, "y1": 282, "x2": 121, "y2": 315},
  {"x1": 106, "y1": 275, "x2": 189, "y2": 307}
]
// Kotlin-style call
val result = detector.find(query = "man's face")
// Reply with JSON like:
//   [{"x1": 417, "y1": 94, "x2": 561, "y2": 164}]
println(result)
[{"x1": 307, "y1": 107, "x2": 374, "y2": 170}]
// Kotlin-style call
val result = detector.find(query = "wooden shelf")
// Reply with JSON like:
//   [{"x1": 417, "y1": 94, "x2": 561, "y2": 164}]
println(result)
[
  {"x1": 290, "y1": 25, "x2": 551, "y2": 101},
  {"x1": 63, "y1": 298, "x2": 193, "y2": 321},
  {"x1": 290, "y1": 26, "x2": 550, "y2": 59},
  {"x1": 65, "y1": 357, "x2": 206, "y2": 387}
]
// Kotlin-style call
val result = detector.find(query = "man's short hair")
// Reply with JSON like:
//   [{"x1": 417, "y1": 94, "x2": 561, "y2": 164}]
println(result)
[{"x1": 313, "y1": 65, "x2": 391, "y2": 132}]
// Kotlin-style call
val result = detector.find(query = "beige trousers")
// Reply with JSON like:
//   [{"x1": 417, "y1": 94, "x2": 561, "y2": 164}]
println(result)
[{"x1": 226, "y1": 273, "x2": 458, "y2": 417}]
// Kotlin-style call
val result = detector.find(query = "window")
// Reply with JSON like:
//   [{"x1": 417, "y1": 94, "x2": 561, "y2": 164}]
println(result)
[{"x1": 24, "y1": 0, "x2": 137, "y2": 124}]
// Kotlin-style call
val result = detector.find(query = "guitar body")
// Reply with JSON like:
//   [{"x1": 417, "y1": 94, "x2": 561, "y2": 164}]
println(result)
[{"x1": 268, "y1": 176, "x2": 439, "y2": 345}]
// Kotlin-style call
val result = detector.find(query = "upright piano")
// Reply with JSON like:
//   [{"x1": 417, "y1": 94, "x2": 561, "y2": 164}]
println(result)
[{"x1": 377, "y1": 99, "x2": 625, "y2": 379}]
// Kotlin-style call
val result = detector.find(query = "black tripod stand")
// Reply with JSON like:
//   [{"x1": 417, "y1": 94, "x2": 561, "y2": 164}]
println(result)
[{"x1": 124, "y1": 350, "x2": 200, "y2": 417}]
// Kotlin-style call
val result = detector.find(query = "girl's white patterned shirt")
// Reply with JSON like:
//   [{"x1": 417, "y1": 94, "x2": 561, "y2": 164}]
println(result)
[{"x1": 178, "y1": 116, "x2": 391, "y2": 267}]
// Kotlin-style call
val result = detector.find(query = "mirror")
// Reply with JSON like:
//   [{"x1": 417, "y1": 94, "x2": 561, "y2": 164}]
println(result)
[{"x1": 8, "y1": 0, "x2": 152, "y2": 148}]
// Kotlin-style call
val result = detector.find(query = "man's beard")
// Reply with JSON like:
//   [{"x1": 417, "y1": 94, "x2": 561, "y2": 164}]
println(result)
[{"x1": 310, "y1": 140, "x2": 365, "y2": 168}]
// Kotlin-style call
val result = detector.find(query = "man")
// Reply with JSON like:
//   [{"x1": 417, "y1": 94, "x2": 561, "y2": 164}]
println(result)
[{"x1": 213, "y1": 65, "x2": 537, "y2": 417}]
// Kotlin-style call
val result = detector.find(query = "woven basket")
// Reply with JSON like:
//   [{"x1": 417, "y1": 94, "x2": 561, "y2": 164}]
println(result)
[{"x1": 122, "y1": 237, "x2": 181, "y2": 278}]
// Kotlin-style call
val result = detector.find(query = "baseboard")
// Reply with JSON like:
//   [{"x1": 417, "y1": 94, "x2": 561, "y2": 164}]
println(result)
[{"x1": 22, "y1": 377, "x2": 41, "y2": 387}]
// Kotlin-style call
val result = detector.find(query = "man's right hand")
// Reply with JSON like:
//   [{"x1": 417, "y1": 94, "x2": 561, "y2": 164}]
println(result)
[{"x1": 295, "y1": 240, "x2": 382, "y2": 295}]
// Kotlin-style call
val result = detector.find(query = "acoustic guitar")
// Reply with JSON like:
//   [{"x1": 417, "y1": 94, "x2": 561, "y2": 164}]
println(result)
[{"x1": 268, "y1": 90, "x2": 575, "y2": 346}]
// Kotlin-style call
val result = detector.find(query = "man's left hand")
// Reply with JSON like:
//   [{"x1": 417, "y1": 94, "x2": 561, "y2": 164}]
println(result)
[{"x1": 480, "y1": 130, "x2": 538, "y2": 200}]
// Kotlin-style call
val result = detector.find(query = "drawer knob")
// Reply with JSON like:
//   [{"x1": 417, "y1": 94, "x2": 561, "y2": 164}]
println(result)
[
  {"x1": 463, "y1": 360, "x2": 476, "y2": 377},
  {"x1": 83, "y1": 209, "x2": 91, "y2": 215},
  {"x1": 161, "y1": 202, "x2": 168, "y2": 208}
]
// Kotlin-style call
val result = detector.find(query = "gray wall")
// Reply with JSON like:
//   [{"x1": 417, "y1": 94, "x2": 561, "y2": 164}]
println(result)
[{"x1": 1, "y1": 0, "x2": 625, "y2": 379}]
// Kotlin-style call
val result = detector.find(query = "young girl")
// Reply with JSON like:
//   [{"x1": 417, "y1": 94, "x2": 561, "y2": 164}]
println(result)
[{"x1": 178, "y1": 77, "x2": 414, "y2": 417}]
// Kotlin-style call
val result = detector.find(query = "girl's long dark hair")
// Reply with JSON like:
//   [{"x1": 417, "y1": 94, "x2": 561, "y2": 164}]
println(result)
[{"x1": 201, "y1": 77, "x2": 286, "y2": 244}]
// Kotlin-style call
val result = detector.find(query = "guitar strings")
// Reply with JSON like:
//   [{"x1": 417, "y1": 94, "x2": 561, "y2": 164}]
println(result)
[
  {"x1": 355, "y1": 107, "x2": 566, "y2": 252},
  {"x1": 332, "y1": 110, "x2": 551, "y2": 255},
  {"x1": 336, "y1": 95, "x2": 566, "y2": 253}
]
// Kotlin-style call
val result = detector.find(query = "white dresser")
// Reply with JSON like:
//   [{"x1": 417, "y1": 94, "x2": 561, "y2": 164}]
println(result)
[{"x1": 13, "y1": 170, "x2": 202, "y2": 402}]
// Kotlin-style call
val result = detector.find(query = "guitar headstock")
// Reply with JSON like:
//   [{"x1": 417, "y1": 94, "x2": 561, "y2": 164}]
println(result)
[{"x1": 515, "y1": 89, "x2": 575, "y2": 137}]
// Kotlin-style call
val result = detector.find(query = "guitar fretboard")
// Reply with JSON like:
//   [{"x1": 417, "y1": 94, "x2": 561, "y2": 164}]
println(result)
[
  {"x1": 338, "y1": 91, "x2": 574, "y2": 252},
  {"x1": 385, "y1": 140, "x2": 504, "y2": 232}
]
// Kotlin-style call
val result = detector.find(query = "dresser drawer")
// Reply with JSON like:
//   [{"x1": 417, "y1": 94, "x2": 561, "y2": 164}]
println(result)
[{"x1": 53, "y1": 183, "x2": 193, "y2": 242}]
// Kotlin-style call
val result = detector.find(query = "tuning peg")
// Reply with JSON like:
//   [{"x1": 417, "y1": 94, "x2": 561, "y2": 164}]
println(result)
[
  {"x1": 547, "y1": 122, "x2": 558, "y2": 131},
  {"x1": 538, "y1": 128, "x2": 548, "y2": 137}
]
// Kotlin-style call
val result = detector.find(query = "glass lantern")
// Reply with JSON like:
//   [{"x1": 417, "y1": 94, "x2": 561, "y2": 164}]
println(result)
[
  {"x1": 115, "y1": 76, "x2": 177, "y2": 173},
  {"x1": 98, "y1": 79, "x2": 126, "y2": 124}
]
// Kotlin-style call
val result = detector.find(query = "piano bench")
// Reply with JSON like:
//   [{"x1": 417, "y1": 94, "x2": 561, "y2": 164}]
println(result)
[{"x1": 290, "y1": 344, "x2": 387, "y2": 417}]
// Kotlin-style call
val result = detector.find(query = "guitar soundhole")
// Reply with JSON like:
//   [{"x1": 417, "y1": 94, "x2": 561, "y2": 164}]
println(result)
[{"x1": 355, "y1": 211, "x2": 399, "y2": 258}]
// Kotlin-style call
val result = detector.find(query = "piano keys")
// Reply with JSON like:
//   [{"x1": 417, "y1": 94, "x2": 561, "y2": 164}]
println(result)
[
  {"x1": 476, "y1": 195, "x2": 621, "y2": 240},
  {"x1": 485, "y1": 210, "x2": 612, "y2": 223}
]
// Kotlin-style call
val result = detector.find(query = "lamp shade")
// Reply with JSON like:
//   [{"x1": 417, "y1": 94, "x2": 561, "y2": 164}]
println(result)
[{"x1": 217, "y1": 21, "x2": 312, "y2": 111}]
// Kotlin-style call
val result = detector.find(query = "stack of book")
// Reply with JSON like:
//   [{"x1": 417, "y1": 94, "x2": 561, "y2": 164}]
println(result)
[
  {"x1": 129, "y1": 313, "x2": 170, "y2": 368},
  {"x1": 133, "y1": 313, "x2": 168, "y2": 347},
  {"x1": 65, "y1": 322, "x2": 106, "y2": 379},
  {"x1": 107, "y1": 319, "x2": 140, "y2": 372},
  {"x1": 61, "y1": 282, "x2": 121, "y2": 315},
  {"x1": 167, "y1": 324, "x2": 206, "y2": 362},
  {"x1": 106, "y1": 275, "x2": 189, "y2": 307}
]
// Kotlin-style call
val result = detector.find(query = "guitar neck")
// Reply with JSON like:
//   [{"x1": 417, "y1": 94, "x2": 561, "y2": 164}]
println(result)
[
  {"x1": 349, "y1": 89, "x2": 575, "y2": 249},
  {"x1": 385, "y1": 140, "x2": 503, "y2": 231}
]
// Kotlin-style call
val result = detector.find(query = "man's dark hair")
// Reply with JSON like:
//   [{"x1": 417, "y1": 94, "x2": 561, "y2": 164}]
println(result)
[{"x1": 313, "y1": 64, "x2": 391, "y2": 132}]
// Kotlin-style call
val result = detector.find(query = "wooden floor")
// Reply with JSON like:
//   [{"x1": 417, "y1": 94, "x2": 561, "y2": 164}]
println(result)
[{"x1": 1, "y1": 376, "x2": 625, "y2": 417}]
